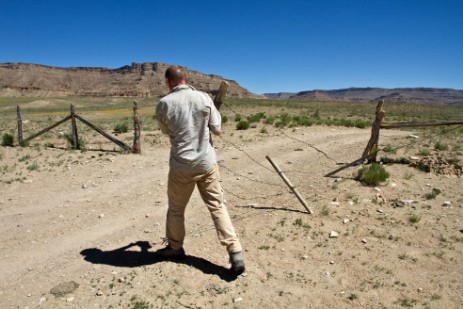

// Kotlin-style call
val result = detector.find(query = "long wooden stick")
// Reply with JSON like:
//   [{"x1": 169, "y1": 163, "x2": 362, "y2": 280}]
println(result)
[
  {"x1": 266, "y1": 155, "x2": 313, "y2": 214},
  {"x1": 75, "y1": 114, "x2": 131, "y2": 151}
]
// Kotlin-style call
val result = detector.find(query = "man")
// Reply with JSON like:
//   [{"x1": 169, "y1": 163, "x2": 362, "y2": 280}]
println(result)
[{"x1": 155, "y1": 65, "x2": 245, "y2": 273}]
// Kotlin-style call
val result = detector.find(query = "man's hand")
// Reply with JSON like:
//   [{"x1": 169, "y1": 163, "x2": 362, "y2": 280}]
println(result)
[{"x1": 211, "y1": 130, "x2": 222, "y2": 138}]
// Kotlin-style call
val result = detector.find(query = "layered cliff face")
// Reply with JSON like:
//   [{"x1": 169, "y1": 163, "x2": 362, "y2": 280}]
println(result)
[
  {"x1": 0, "y1": 62, "x2": 258, "y2": 98},
  {"x1": 265, "y1": 88, "x2": 463, "y2": 106}
]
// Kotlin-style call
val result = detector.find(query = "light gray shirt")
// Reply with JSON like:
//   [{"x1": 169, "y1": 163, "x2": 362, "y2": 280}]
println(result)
[{"x1": 156, "y1": 85, "x2": 221, "y2": 173}]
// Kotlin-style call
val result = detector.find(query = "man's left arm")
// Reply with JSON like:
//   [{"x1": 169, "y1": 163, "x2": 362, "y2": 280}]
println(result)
[{"x1": 155, "y1": 101, "x2": 169, "y2": 134}]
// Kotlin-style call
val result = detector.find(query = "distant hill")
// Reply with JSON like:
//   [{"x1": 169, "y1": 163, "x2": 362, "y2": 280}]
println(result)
[
  {"x1": 0, "y1": 62, "x2": 260, "y2": 99},
  {"x1": 264, "y1": 87, "x2": 463, "y2": 106}
]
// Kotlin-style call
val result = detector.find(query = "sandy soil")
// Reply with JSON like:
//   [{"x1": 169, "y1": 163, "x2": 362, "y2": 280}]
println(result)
[{"x1": 0, "y1": 124, "x2": 462, "y2": 309}]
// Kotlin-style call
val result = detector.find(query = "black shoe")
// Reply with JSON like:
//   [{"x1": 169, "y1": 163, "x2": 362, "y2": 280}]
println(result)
[
  {"x1": 155, "y1": 245, "x2": 186, "y2": 259},
  {"x1": 229, "y1": 252, "x2": 245, "y2": 273}
]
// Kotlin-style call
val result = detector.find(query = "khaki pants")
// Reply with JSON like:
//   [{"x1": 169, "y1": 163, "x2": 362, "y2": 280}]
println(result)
[{"x1": 166, "y1": 164, "x2": 242, "y2": 253}]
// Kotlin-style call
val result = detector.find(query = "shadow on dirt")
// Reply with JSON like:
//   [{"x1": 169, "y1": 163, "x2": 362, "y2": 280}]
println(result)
[{"x1": 80, "y1": 241, "x2": 240, "y2": 282}]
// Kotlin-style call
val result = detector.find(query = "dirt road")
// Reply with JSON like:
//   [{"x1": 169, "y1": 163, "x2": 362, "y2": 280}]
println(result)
[{"x1": 1, "y1": 125, "x2": 462, "y2": 308}]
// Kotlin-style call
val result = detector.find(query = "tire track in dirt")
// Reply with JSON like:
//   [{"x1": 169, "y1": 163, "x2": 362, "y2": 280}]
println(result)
[{"x1": 0, "y1": 126, "x2": 417, "y2": 308}]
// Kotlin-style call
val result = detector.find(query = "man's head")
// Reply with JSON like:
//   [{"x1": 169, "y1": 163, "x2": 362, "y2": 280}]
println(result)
[{"x1": 165, "y1": 65, "x2": 188, "y2": 90}]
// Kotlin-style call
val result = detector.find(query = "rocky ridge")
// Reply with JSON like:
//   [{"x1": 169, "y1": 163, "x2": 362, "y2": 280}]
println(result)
[
  {"x1": 265, "y1": 87, "x2": 463, "y2": 106},
  {"x1": 0, "y1": 62, "x2": 259, "y2": 98}
]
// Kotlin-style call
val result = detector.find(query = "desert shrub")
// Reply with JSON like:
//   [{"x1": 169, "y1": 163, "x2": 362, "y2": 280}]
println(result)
[
  {"x1": 247, "y1": 112, "x2": 265, "y2": 123},
  {"x1": 409, "y1": 213, "x2": 422, "y2": 224},
  {"x1": 234, "y1": 114, "x2": 242, "y2": 122},
  {"x1": 418, "y1": 148, "x2": 431, "y2": 156},
  {"x1": 383, "y1": 144, "x2": 397, "y2": 154},
  {"x1": 274, "y1": 113, "x2": 291, "y2": 128},
  {"x1": 222, "y1": 115, "x2": 228, "y2": 124},
  {"x1": 236, "y1": 120, "x2": 250, "y2": 130},
  {"x1": 62, "y1": 132, "x2": 86, "y2": 149},
  {"x1": 298, "y1": 117, "x2": 314, "y2": 126},
  {"x1": 291, "y1": 116, "x2": 313, "y2": 127},
  {"x1": 264, "y1": 116, "x2": 276, "y2": 125},
  {"x1": 424, "y1": 188, "x2": 441, "y2": 200},
  {"x1": 114, "y1": 121, "x2": 129, "y2": 133},
  {"x1": 321, "y1": 205, "x2": 330, "y2": 216},
  {"x1": 434, "y1": 141, "x2": 448, "y2": 151},
  {"x1": 356, "y1": 163, "x2": 390, "y2": 186},
  {"x1": 1, "y1": 133, "x2": 14, "y2": 146},
  {"x1": 27, "y1": 162, "x2": 39, "y2": 171},
  {"x1": 354, "y1": 120, "x2": 369, "y2": 128}
]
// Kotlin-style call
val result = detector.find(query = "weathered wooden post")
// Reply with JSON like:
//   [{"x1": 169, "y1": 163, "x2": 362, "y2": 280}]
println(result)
[
  {"x1": 70, "y1": 105, "x2": 80, "y2": 149},
  {"x1": 214, "y1": 80, "x2": 229, "y2": 111},
  {"x1": 132, "y1": 100, "x2": 141, "y2": 154},
  {"x1": 17, "y1": 105, "x2": 24, "y2": 146},
  {"x1": 362, "y1": 100, "x2": 385, "y2": 163}
]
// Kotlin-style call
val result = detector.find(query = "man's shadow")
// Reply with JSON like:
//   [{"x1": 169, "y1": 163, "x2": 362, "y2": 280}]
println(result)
[{"x1": 80, "y1": 241, "x2": 240, "y2": 282}]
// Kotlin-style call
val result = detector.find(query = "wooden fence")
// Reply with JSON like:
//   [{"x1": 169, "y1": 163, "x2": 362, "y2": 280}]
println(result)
[
  {"x1": 17, "y1": 104, "x2": 135, "y2": 152},
  {"x1": 325, "y1": 100, "x2": 463, "y2": 177}
]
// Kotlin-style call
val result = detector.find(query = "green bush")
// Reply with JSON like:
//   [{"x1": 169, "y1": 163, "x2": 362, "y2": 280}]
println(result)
[
  {"x1": 424, "y1": 188, "x2": 441, "y2": 200},
  {"x1": 63, "y1": 132, "x2": 86, "y2": 149},
  {"x1": 418, "y1": 148, "x2": 431, "y2": 156},
  {"x1": 274, "y1": 121, "x2": 286, "y2": 128},
  {"x1": 409, "y1": 213, "x2": 422, "y2": 224},
  {"x1": 297, "y1": 117, "x2": 314, "y2": 126},
  {"x1": 434, "y1": 141, "x2": 448, "y2": 151},
  {"x1": 236, "y1": 120, "x2": 250, "y2": 130},
  {"x1": 247, "y1": 112, "x2": 265, "y2": 123},
  {"x1": 1, "y1": 133, "x2": 14, "y2": 146},
  {"x1": 234, "y1": 114, "x2": 242, "y2": 122},
  {"x1": 273, "y1": 113, "x2": 292, "y2": 128},
  {"x1": 222, "y1": 115, "x2": 228, "y2": 124},
  {"x1": 356, "y1": 163, "x2": 390, "y2": 186},
  {"x1": 354, "y1": 120, "x2": 369, "y2": 128},
  {"x1": 264, "y1": 116, "x2": 276, "y2": 125},
  {"x1": 27, "y1": 162, "x2": 39, "y2": 171},
  {"x1": 114, "y1": 122, "x2": 129, "y2": 133},
  {"x1": 383, "y1": 144, "x2": 397, "y2": 154}
]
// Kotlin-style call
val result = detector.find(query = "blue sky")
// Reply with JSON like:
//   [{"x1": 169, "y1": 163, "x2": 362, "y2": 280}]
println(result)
[{"x1": 1, "y1": 0, "x2": 462, "y2": 94}]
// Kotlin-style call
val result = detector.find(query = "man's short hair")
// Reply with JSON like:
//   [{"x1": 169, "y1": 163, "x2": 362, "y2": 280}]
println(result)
[{"x1": 165, "y1": 65, "x2": 187, "y2": 83}]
